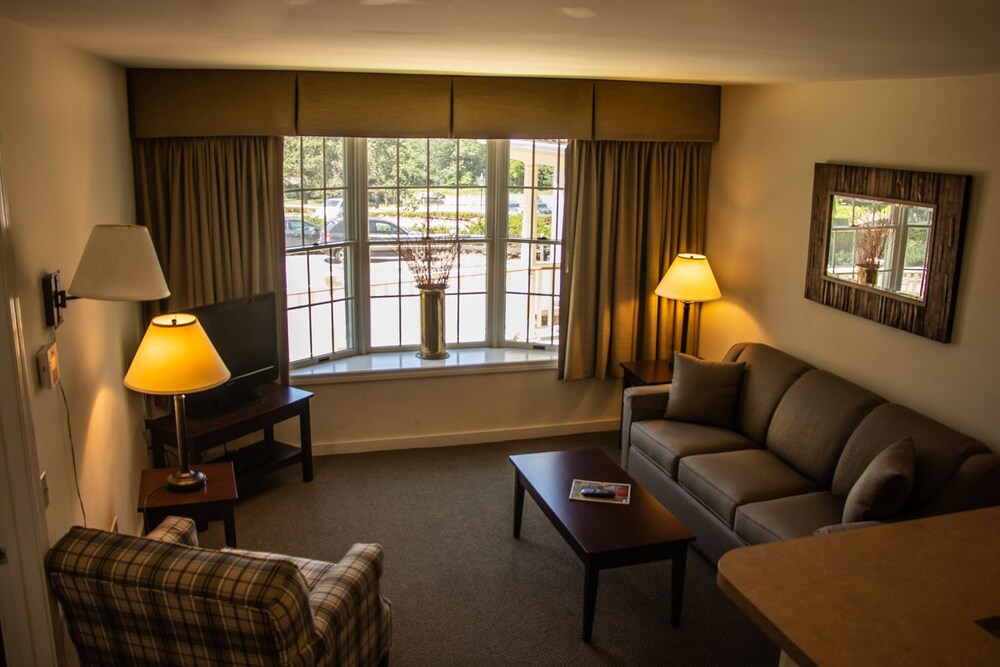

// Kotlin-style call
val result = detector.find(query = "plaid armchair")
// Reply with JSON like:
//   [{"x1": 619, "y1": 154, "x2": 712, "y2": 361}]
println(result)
[{"x1": 45, "y1": 516, "x2": 391, "y2": 667}]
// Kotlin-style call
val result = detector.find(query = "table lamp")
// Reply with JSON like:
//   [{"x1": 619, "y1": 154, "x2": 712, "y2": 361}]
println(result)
[
  {"x1": 655, "y1": 253, "x2": 721, "y2": 355},
  {"x1": 125, "y1": 314, "x2": 230, "y2": 491}
]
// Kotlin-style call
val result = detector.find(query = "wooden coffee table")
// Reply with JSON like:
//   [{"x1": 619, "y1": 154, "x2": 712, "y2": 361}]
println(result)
[{"x1": 510, "y1": 447, "x2": 695, "y2": 643}]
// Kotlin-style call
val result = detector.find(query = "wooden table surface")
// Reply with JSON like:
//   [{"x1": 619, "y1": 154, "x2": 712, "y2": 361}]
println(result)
[{"x1": 717, "y1": 507, "x2": 1000, "y2": 667}]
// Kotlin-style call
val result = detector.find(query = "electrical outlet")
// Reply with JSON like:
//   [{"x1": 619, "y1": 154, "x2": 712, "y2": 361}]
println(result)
[
  {"x1": 110, "y1": 516, "x2": 119, "y2": 533},
  {"x1": 39, "y1": 470, "x2": 49, "y2": 508}
]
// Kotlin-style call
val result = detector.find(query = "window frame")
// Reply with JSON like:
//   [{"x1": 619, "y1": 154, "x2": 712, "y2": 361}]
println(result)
[{"x1": 284, "y1": 137, "x2": 564, "y2": 368}]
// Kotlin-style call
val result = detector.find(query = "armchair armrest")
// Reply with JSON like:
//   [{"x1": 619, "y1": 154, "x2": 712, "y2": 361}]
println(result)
[
  {"x1": 146, "y1": 516, "x2": 199, "y2": 546},
  {"x1": 308, "y1": 543, "x2": 392, "y2": 667},
  {"x1": 621, "y1": 384, "x2": 672, "y2": 467}
]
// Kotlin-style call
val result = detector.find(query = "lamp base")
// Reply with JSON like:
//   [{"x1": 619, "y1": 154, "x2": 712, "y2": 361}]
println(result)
[{"x1": 166, "y1": 468, "x2": 207, "y2": 492}]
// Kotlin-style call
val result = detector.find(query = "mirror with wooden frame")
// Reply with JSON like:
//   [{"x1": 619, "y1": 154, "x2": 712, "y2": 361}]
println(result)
[{"x1": 804, "y1": 163, "x2": 970, "y2": 342}]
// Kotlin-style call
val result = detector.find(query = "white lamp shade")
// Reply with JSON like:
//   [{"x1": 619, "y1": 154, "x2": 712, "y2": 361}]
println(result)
[
  {"x1": 69, "y1": 225, "x2": 170, "y2": 301},
  {"x1": 124, "y1": 314, "x2": 230, "y2": 395},
  {"x1": 655, "y1": 253, "x2": 722, "y2": 303}
]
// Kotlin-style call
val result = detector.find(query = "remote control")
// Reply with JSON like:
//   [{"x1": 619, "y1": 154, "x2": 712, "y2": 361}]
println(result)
[{"x1": 581, "y1": 486, "x2": 616, "y2": 498}]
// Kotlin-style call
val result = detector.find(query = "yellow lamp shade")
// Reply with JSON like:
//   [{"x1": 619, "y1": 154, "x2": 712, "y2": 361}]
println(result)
[
  {"x1": 655, "y1": 253, "x2": 722, "y2": 303},
  {"x1": 125, "y1": 314, "x2": 230, "y2": 395}
]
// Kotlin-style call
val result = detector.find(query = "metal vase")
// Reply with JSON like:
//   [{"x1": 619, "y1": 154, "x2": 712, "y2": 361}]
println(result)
[{"x1": 417, "y1": 287, "x2": 449, "y2": 359}]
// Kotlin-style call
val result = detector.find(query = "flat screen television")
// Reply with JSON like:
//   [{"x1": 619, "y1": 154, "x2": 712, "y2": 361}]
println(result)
[{"x1": 185, "y1": 292, "x2": 279, "y2": 418}]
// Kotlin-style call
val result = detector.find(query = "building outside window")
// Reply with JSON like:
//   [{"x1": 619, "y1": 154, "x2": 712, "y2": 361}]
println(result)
[{"x1": 283, "y1": 137, "x2": 566, "y2": 365}]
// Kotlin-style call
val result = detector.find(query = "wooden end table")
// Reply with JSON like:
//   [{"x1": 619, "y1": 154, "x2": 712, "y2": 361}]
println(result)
[
  {"x1": 138, "y1": 461, "x2": 239, "y2": 547},
  {"x1": 510, "y1": 448, "x2": 695, "y2": 643}
]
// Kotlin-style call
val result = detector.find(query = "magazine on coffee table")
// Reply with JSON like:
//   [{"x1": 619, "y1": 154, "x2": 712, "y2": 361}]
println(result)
[{"x1": 569, "y1": 479, "x2": 631, "y2": 504}]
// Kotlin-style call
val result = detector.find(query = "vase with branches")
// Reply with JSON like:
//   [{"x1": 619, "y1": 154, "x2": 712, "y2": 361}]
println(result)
[
  {"x1": 399, "y1": 236, "x2": 458, "y2": 359},
  {"x1": 853, "y1": 220, "x2": 891, "y2": 286}
]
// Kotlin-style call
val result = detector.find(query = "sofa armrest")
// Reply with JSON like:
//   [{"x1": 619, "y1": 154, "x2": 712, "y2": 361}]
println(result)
[
  {"x1": 146, "y1": 516, "x2": 198, "y2": 546},
  {"x1": 307, "y1": 543, "x2": 392, "y2": 667},
  {"x1": 621, "y1": 384, "x2": 672, "y2": 467}
]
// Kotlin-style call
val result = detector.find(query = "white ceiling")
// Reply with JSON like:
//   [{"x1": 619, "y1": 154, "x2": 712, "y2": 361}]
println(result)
[{"x1": 2, "y1": 0, "x2": 999, "y2": 84}]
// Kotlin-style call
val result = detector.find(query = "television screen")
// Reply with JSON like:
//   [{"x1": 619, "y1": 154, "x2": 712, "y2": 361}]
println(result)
[{"x1": 185, "y1": 292, "x2": 279, "y2": 417}]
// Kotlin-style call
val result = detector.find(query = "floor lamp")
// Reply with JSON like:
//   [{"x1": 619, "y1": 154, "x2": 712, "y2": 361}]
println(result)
[
  {"x1": 655, "y1": 253, "x2": 721, "y2": 355},
  {"x1": 124, "y1": 314, "x2": 230, "y2": 491}
]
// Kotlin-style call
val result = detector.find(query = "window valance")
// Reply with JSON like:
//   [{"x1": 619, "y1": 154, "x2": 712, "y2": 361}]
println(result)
[{"x1": 128, "y1": 69, "x2": 720, "y2": 142}]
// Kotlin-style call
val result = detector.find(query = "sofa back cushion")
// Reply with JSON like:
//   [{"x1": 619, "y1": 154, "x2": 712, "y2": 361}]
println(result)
[
  {"x1": 831, "y1": 403, "x2": 989, "y2": 508},
  {"x1": 725, "y1": 343, "x2": 814, "y2": 444},
  {"x1": 765, "y1": 369, "x2": 884, "y2": 486}
]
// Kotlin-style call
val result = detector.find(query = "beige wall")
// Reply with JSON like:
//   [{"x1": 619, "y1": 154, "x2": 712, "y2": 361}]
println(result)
[
  {"x1": 288, "y1": 370, "x2": 620, "y2": 454},
  {"x1": 0, "y1": 16, "x2": 147, "y2": 541},
  {"x1": 702, "y1": 74, "x2": 1000, "y2": 450}
]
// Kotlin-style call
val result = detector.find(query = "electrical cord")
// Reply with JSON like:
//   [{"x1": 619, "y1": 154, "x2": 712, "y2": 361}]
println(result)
[{"x1": 56, "y1": 378, "x2": 88, "y2": 528}]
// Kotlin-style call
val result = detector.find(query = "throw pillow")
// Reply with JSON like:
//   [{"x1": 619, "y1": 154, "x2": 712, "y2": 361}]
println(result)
[
  {"x1": 665, "y1": 352, "x2": 746, "y2": 430},
  {"x1": 842, "y1": 437, "x2": 916, "y2": 523}
]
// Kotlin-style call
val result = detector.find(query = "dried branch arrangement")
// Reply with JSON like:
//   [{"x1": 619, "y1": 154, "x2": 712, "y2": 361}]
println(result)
[
  {"x1": 399, "y1": 236, "x2": 458, "y2": 289},
  {"x1": 854, "y1": 221, "x2": 891, "y2": 268}
]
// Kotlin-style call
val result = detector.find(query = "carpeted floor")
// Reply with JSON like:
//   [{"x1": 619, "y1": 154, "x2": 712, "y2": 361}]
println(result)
[{"x1": 199, "y1": 432, "x2": 779, "y2": 666}]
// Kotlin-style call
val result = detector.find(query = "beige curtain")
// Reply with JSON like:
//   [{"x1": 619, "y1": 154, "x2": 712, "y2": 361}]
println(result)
[
  {"x1": 558, "y1": 141, "x2": 712, "y2": 380},
  {"x1": 132, "y1": 136, "x2": 289, "y2": 382}
]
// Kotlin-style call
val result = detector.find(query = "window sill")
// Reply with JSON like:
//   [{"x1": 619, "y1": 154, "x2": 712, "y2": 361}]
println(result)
[{"x1": 290, "y1": 347, "x2": 558, "y2": 385}]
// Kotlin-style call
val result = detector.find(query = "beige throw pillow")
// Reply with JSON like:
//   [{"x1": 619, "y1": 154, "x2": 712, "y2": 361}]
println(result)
[
  {"x1": 665, "y1": 352, "x2": 745, "y2": 430},
  {"x1": 842, "y1": 437, "x2": 916, "y2": 523}
]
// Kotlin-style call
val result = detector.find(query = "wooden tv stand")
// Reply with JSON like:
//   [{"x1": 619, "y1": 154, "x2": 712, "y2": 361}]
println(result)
[{"x1": 146, "y1": 384, "x2": 314, "y2": 488}]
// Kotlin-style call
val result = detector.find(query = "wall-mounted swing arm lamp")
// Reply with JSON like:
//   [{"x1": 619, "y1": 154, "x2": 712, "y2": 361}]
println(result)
[
  {"x1": 42, "y1": 225, "x2": 170, "y2": 327},
  {"x1": 655, "y1": 253, "x2": 721, "y2": 355}
]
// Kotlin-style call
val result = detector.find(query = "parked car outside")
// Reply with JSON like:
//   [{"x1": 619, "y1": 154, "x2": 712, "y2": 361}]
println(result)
[
  {"x1": 536, "y1": 198, "x2": 551, "y2": 215},
  {"x1": 416, "y1": 192, "x2": 446, "y2": 205},
  {"x1": 324, "y1": 197, "x2": 344, "y2": 222},
  {"x1": 284, "y1": 215, "x2": 323, "y2": 247},
  {"x1": 325, "y1": 218, "x2": 413, "y2": 263}
]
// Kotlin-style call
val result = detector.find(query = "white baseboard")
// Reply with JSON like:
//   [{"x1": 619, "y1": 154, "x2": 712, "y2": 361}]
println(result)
[{"x1": 313, "y1": 418, "x2": 619, "y2": 456}]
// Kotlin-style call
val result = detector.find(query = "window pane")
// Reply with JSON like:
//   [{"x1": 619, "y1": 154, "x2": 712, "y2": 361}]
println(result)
[
  {"x1": 458, "y1": 293, "x2": 487, "y2": 343},
  {"x1": 429, "y1": 139, "x2": 458, "y2": 187},
  {"x1": 285, "y1": 254, "x2": 311, "y2": 308},
  {"x1": 370, "y1": 297, "x2": 400, "y2": 347},
  {"x1": 456, "y1": 243, "x2": 488, "y2": 293},
  {"x1": 399, "y1": 139, "x2": 428, "y2": 187},
  {"x1": 458, "y1": 139, "x2": 487, "y2": 186},
  {"x1": 333, "y1": 299, "x2": 351, "y2": 352},
  {"x1": 324, "y1": 137, "x2": 345, "y2": 188},
  {"x1": 401, "y1": 295, "x2": 420, "y2": 346},
  {"x1": 301, "y1": 137, "x2": 324, "y2": 190},
  {"x1": 369, "y1": 188, "x2": 399, "y2": 222},
  {"x1": 283, "y1": 137, "x2": 301, "y2": 191},
  {"x1": 528, "y1": 294, "x2": 555, "y2": 345},
  {"x1": 506, "y1": 243, "x2": 529, "y2": 292},
  {"x1": 505, "y1": 293, "x2": 528, "y2": 342},
  {"x1": 310, "y1": 305, "x2": 334, "y2": 358},
  {"x1": 370, "y1": 250, "x2": 402, "y2": 297},
  {"x1": 287, "y1": 307, "x2": 310, "y2": 362},
  {"x1": 368, "y1": 139, "x2": 398, "y2": 187}
]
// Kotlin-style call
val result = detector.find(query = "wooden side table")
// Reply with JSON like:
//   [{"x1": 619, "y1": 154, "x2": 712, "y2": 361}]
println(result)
[
  {"x1": 138, "y1": 462, "x2": 239, "y2": 547},
  {"x1": 617, "y1": 360, "x2": 674, "y2": 448},
  {"x1": 146, "y1": 384, "x2": 314, "y2": 488}
]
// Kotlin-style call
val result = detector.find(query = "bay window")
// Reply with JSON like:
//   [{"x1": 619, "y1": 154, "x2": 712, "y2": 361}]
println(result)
[{"x1": 283, "y1": 137, "x2": 566, "y2": 365}]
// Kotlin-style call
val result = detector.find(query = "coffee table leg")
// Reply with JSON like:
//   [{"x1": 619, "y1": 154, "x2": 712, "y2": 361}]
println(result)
[
  {"x1": 512, "y1": 470, "x2": 525, "y2": 539},
  {"x1": 582, "y1": 561, "x2": 599, "y2": 643},
  {"x1": 671, "y1": 545, "x2": 688, "y2": 627}
]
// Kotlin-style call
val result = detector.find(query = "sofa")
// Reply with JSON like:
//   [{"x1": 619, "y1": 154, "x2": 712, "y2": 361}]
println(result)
[
  {"x1": 45, "y1": 516, "x2": 392, "y2": 667},
  {"x1": 621, "y1": 342, "x2": 1000, "y2": 563}
]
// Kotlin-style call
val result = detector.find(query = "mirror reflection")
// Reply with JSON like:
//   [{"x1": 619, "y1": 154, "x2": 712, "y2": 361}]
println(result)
[{"x1": 825, "y1": 194, "x2": 934, "y2": 301}]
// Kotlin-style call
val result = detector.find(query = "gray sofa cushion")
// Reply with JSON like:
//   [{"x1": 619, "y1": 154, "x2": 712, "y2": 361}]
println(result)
[
  {"x1": 726, "y1": 343, "x2": 814, "y2": 444},
  {"x1": 631, "y1": 420, "x2": 758, "y2": 479},
  {"x1": 765, "y1": 370, "x2": 884, "y2": 486},
  {"x1": 735, "y1": 491, "x2": 845, "y2": 544},
  {"x1": 665, "y1": 353, "x2": 745, "y2": 429},
  {"x1": 842, "y1": 437, "x2": 915, "y2": 522},
  {"x1": 678, "y1": 449, "x2": 820, "y2": 526},
  {"x1": 831, "y1": 403, "x2": 989, "y2": 508}
]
